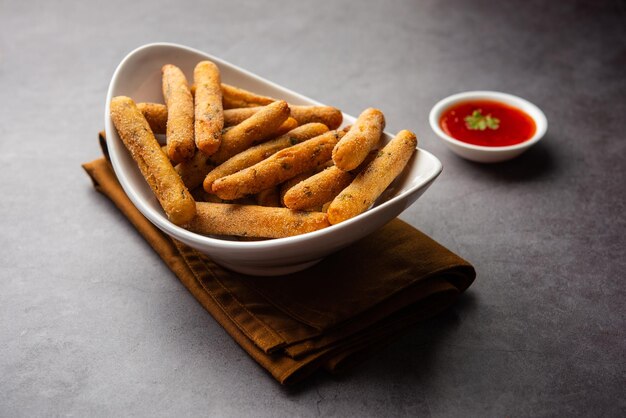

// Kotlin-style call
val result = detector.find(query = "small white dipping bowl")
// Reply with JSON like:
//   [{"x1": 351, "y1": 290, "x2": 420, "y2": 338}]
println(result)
[
  {"x1": 105, "y1": 43, "x2": 443, "y2": 276},
  {"x1": 429, "y1": 91, "x2": 547, "y2": 163}
]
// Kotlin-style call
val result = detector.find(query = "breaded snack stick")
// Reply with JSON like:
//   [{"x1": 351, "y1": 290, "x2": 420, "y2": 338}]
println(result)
[
  {"x1": 208, "y1": 100, "x2": 290, "y2": 164},
  {"x1": 222, "y1": 107, "x2": 262, "y2": 126},
  {"x1": 203, "y1": 123, "x2": 328, "y2": 192},
  {"x1": 276, "y1": 117, "x2": 299, "y2": 136},
  {"x1": 283, "y1": 165, "x2": 354, "y2": 211},
  {"x1": 162, "y1": 64, "x2": 195, "y2": 163},
  {"x1": 327, "y1": 130, "x2": 417, "y2": 224},
  {"x1": 279, "y1": 160, "x2": 333, "y2": 204},
  {"x1": 221, "y1": 83, "x2": 276, "y2": 109},
  {"x1": 332, "y1": 108, "x2": 385, "y2": 171},
  {"x1": 279, "y1": 169, "x2": 317, "y2": 205},
  {"x1": 194, "y1": 61, "x2": 224, "y2": 156},
  {"x1": 110, "y1": 96, "x2": 196, "y2": 226},
  {"x1": 290, "y1": 105, "x2": 343, "y2": 130},
  {"x1": 212, "y1": 130, "x2": 343, "y2": 200},
  {"x1": 137, "y1": 102, "x2": 167, "y2": 134},
  {"x1": 188, "y1": 202, "x2": 330, "y2": 238},
  {"x1": 175, "y1": 151, "x2": 216, "y2": 190},
  {"x1": 350, "y1": 148, "x2": 380, "y2": 174},
  {"x1": 223, "y1": 105, "x2": 343, "y2": 130}
]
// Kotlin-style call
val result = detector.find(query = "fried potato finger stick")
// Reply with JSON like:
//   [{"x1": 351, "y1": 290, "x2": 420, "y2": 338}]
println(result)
[
  {"x1": 332, "y1": 108, "x2": 385, "y2": 171},
  {"x1": 110, "y1": 96, "x2": 196, "y2": 226},
  {"x1": 137, "y1": 102, "x2": 167, "y2": 135},
  {"x1": 188, "y1": 202, "x2": 330, "y2": 238},
  {"x1": 283, "y1": 165, "x2": 354, "y2": 211},
  {"x1": 220, "y1": 83, "x2": 276, "y2": 109},
  {"x1": 203, "y1": 123, "x2": 328, "y2": 192},
  {"x1": 208, "y1": 100, "x2": 290, "y2": 164},
  {"x1": 223, "y1": 105, "x2": 343, "y2": 130},
  {"x1": 162, "y1": 64, "x2": 195, "y2": 163},
  {"x1": 327, "y1": 130, "x2": 417, "y2": 224},
  {"x1": 212, "y1": 130, "x2": 343, "y2": 200},
  {"x1": 279, "y1": 160, "x2": 333, "y2": 206},
  {"x1": 194, "y1": 61, "x2": 224, "y2": 156},
  {"x1": 290, "y1": 105, "x2": 343, "y2": 130},
  {"x1": 279, "y1": 170, "x2": 317, "y2": 205},
  {"x1": 222, "y1": 107, "x2": 263, "y2": 126},
  {"x1": 276, "y1": 116, "x2": 299, "y2": 135}
]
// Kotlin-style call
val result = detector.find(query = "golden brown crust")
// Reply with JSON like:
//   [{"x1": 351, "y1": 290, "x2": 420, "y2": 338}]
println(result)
[
  {"x1": 289, "y1": 105, "x2": 343, "y2": 130},
  {"x1": 212, "y1": 130, "x2": 343, "y2": 200},
  {"x1": 194, "y1": 61, "x2": 223, "y2": 156},
  {"x1": 188, "y1": 202, "x2": 330, "y2": 238},
  {"x1": 203, "y1": 123, "x2": 328, "y2": 192},
  {"x1": 110, "y1": 96, "x2": 196, "y2": 226},
  {"x1": 208, "y1": 100, "x2": 290, "y2": 164},
  {"x1": 162, "y1": 64, "x2": 195, "y2": 163},
  {"x1": 137, "y1": 102, "x2": 167, "y2": 134},
  {"x1": 283, "y1": 165, "x2": 354, "y2": 211},
  {"x1": 276, "y1": 117, "x2": 299, "y2": 135},
  {"x1": 332, "y1": 108, "x2": 385, "y2": 171},
  {"x1": 221, "y1": 83, "x2": 276, "y2": 109},
  {"x1": 279, "y1": 169, "x2": 317, "y2": 206},
  {"x1": 223, "y1": 105, "x2": 343, "y2": 130},
  {"x1": 222, "y1": 107, "x2": 258, "y2": 126},
  {"x1": 327, "y1": 130, "x2": 417, "y2": 225}
]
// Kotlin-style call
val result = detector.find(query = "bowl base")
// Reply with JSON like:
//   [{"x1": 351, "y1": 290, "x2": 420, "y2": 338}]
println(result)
[{"x1": 213, "y1": 258, "x2": 324, "y2": 276}]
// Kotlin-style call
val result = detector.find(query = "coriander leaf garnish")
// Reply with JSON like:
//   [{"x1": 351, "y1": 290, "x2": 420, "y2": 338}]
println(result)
[{"x1": 464, "y1": 109, "x2": 500, "y2": 131}]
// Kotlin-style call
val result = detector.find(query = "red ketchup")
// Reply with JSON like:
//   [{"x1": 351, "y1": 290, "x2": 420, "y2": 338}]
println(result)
[{"x1": 439, "y1": 100, "x2": 536, "y2": 147}]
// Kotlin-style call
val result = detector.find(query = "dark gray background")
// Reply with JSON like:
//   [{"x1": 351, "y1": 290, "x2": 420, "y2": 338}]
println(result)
[{"x1": 1, "y1": 0, "x2": 624, "y2": 416}]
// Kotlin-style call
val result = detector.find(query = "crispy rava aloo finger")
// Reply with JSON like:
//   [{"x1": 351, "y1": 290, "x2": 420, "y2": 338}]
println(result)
[
  {"x1": 194, "y1": 61, "x2": 223, "y2": 156},
  {"x1": 188, "y1": 202, "x2": 330, "y2": 238},
  {"x1": 110, "y1": 96, "x2": 196, "y2": 226},
  {"x1": 208, "y1": 100, "x2": 290, "y2": 164},
  {"x1": 279, "y1": 169, "x2": 316, "y2": 205},
  {"x1": 220, "y1": 83, "x2": 276, "y2": 109},
  {"x1": 283, "y1": 165, "x2": 354, "y2": 211},
  {"x1": 332, "y1": 108, "x2": 385, "y2": 171},
  {"x1": 290, "y1": 106, "x2": 343, "y2": 130},
  {"x1": 162, "y1": 64, "x2": 195, "y2": 163},
  {"x1": 137, "y1": 102, "x2": 167, "y2": 135},
  {"x1": 327, "y1": 130, "x2": 417, "y2": 225},
  {"x1": 223, "y1": 105, "x2": 343, "y2": 130},
  {"x1": 276, "y1": 116, "x2": 299, "y2": 135},
  {"x1": 212, "y1": 130, "x2": 343, "y2": 200},
  {"x1": 203, "y1": 123, "x2": 328, "y2": 192}
]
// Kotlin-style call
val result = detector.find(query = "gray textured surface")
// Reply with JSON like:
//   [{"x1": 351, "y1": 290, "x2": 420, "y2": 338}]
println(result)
[{"x1": 1, "y1": 0, "x2": 625, "y2": 416}]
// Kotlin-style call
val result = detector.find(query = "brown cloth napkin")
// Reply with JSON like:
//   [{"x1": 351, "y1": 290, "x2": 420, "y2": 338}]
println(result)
[{"x1": 82, "y1": 134, "x2": 475, "y2": 384}]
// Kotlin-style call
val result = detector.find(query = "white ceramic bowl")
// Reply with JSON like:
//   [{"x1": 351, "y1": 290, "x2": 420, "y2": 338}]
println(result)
[
  {"x1": 429, "y1": 91, "x2": 547, "y2": 163},
  {"x1": 105, "y1": 42, "x2": 443, "y2": 276}
]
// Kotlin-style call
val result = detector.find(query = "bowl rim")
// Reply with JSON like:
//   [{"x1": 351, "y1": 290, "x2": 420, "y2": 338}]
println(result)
[
  {"x1": 105, "y1": 42, "x2": 443, "y2": 252},
  {"x1": 428, "y1": 90, "x2": 548, "y2": 152}
]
